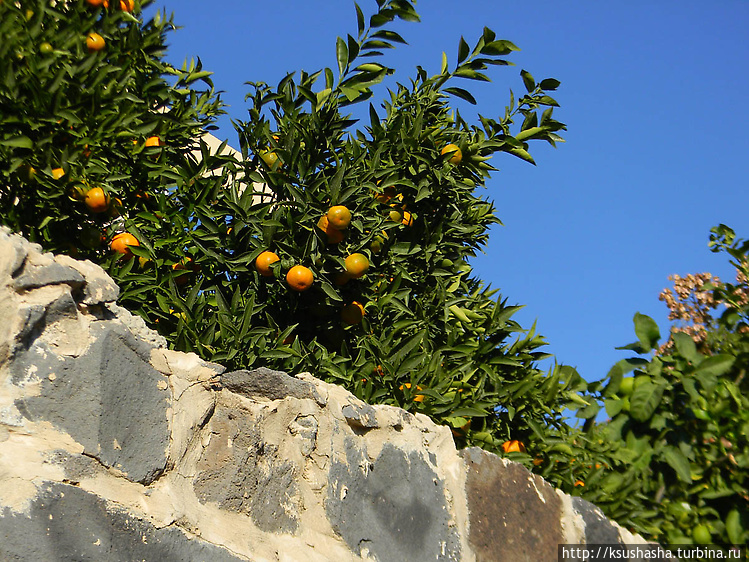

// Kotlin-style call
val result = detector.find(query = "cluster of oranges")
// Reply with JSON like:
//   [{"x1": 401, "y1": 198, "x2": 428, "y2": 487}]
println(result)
[
  {"x1": 254, "y1": 203, "x2": 371, "y2": 324},
  {"x1": 62, "y1": 135, "x2": 162, "y2": 259},
  {"x1": 252, "y1": 143, "x2": 462, "y2": 330}
]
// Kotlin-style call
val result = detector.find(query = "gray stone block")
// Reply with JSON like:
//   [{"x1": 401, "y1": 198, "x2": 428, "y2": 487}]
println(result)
[
  {"x1": 193, "y1": 406, "x2": 300, "y2": 534},
  {"x1": 12, "y1": 261, "x2": 85, "y2": 292},
  {"x1": 326, "y1": 439, "x2": 461, "y2": 561},
  {"x1": 0, "y1": 483, "x2": 247, "y2": 562},
  {"x1": 221, "y1": 368, "x2": 320, "y2": 403},
  {"x1": 12, "y1": 325, "x2": 170, "y2": 485}
]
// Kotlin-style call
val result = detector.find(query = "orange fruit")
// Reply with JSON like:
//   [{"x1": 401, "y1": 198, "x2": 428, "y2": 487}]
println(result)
[
  {"x1": 255, "y1": 251, "x2": 280, "y2": 277},
  {"x1": 144, "y1": 136, "x2": 161, "y2": 148},
  {"x1": 501, "y1": 440, "x2": 526, "y2": 454},
  {"x1": 317, "y1": 216, "x2": 345, "y2": 244},
  {"x1": 341, "y1": 301, "x2": 365, "y2": 325},
  {"x1": 286, "y1": 265, "x2": 314, "y2": 292},
  {"x1": 84, "y1": 187, "x2": 110, "y2": 213},
  {"x1": 51, "y1": 167, "x2": 65, "y2": 180},
  {"x1": 574, "y1": 480, "x2": 585, "y2": 487},
  {"x1": 85, "y1": 0, "x2": 107, "y2": 5},
  {"x1": 327, "y1": 205, "x2": 352, "y2": 230},
  {"x1": 110, "y1": 232, "x2": 139, "y2": 258},
  {"x1": 388, "y1": 209, "x2": 402, "y2": 222},
  {"x1": 344, "y1": 253, "x2": 369, "y2": 279},
  {"x1": 86, "y1": 33, "x2": 106, "y2": 52},
  {"x1": 441, "y1": 143, "x2": 462, "y2": 164},
  {"x1": 119, "y1": 0, "x2": 134, "y2": 11},
  {"x1": 39, "y1": 42, "x2": 54, "y2": 54},
  {"x1": 401, "y1": 211, "x2": 414, "y2": 226}
]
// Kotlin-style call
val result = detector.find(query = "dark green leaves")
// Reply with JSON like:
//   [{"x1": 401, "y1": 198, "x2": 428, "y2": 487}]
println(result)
[
  {"x1": 634, "y1": 312, "x2": 661, "y2": 352},
  {"x1": 520, "y1": 69, "x2": 535, "y2": 93}
]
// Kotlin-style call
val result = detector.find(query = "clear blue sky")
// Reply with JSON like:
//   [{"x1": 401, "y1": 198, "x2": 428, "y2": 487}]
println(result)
[{"x1": 147, "y1": 0, "x2": 749, "y2": 383}]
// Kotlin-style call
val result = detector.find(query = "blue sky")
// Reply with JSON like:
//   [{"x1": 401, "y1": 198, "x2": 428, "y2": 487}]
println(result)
[{"x1": 147, "y1": 0, "x2": 749, "y2": 383}]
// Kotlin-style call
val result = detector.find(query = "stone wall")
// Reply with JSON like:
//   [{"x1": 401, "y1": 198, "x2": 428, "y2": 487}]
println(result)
[{"x1": 0, "y1": 227, "x2": 658, "y2": 561}]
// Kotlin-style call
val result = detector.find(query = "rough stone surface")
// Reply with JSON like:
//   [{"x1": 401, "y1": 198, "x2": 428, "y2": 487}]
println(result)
[
  {"x1": 461, "y1": 447, "x2": 564, "y2": 562},
  {"x1": 221, "y1": 367, "x2": 321, "y2": 403},
  {"x1": 0, "y1": 483, "x2": 245, "y2": 562},
  {"x1": 0, "y1": 228, "x2": 654, "y2": 562},
  {"x1": 326, "y1": 439, "x2": 462, "y2": 561}
]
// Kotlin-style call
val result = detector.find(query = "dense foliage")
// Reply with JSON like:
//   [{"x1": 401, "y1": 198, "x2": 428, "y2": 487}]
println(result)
[{"x1": 1, "y1": 0, "x2": 745, "y2": 550}]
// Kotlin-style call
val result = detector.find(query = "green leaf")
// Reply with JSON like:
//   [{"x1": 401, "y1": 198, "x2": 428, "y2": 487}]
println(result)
[
  {"x1": 507, "y1": 147, "x2": 535, "y2": 165},
  {"x1": 694, "y1": 354, "x2": 734, "y2": 377},
  {"x1": 355, "y1": 2, "x2": 365, "y2": 36},
  {"x1": 629, "y1": 382, "x2": 664, "y2": 422},
  {"x1": 371, "y1": 30, "x2": 407, "y2": 44},
  {"x1": 443, "y1": 87, "x2": 477, "y2": 105},
  {"x1": 440, "y1": 52, "x2": 448, "y2": 75},
  {"x1": 457, "y1": 37, "x2": 470, "y2": 64},
  {"x1": 539, "y1": 78, "x2": 561, "y2": 91},
  {"x1": 726, "y1": 509, "x2": 743, "y2": 544},
  {"x1": 0, "y1": 136, "x2": 33, "y2": 148},
  {"x1": 336, "y1": 37, "x2": 348, "y2": 76},
  {"x1": 662, "y1": 445, "x2": 692, "y2": 483},
  {"x1": 520, "y1": 69, "x2": 535, "y2": 93},
  {"x1": 673, "y1": 332, "x2": 701, "y2": 363},
  {"x1": 633, "y1": 312, "x2": 660, "y2": 352}
]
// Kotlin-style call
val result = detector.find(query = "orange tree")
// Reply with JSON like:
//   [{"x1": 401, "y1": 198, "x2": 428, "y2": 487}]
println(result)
[
  {"x1": 1, "y1": 0, "x2": 598, "y2": 482},
  {"x1": 0, "y1": 0, "x2": 225, "y2": 259},
  {"x1": 136, "y1": 1, "x2": 594, "y2": 462},
  {"x1": 563, "y1": 226, "x2": 748, "y2": 547}
]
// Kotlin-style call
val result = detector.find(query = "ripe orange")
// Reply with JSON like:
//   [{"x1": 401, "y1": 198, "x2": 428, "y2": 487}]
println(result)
[
  {"x1": 86, "y1": 33, "x2": 106, "y2": 52},
  {"x1": 110, "y1": 232, "x2": 139, "y2": 258},
  {"x1": 401, "y1": 211, "x2": 414, "y2": 226},
  {"x1": 574, "y1": 480, "x2": 585, "y2": 487},
  {"x1": 84, "y1": 187, "x2": 110, "y2": 213},
  {"x1": 85, "y1": 0, "x2": 108, "y2": 5},
  {"x1": 144, "y1": 136, "x2": 161, "y2": 148},
  {"x1": 255, "y1": 251, "x2": 280, "y2": 277},
  {"x1": 51, "y1": 167, "x2": 65, "y2": 180},
  {"x1": 344, "y1": 253, "x2": 369, "y2": 279},
  {"x1": 327, "y1": 205, "x2": 352, "y2": 230},
  {"x1": 501, "y1": 440, "x2": 526, "y2": 454},
  {"x1": 341, "y1": 301, "x2": 365, "y2": 325},
  {"x1": 317, "y1": 216, "x2": 344, "y2": 244},
  {"x1": 441, "y1": 143, "x2": 462, "y2": 164},
  {"x1": 286, "y1": 265, "x2": 314, "y2": 292},
  {"x1": 119, "y1": 0, "x2": 134, "y2": 11}
]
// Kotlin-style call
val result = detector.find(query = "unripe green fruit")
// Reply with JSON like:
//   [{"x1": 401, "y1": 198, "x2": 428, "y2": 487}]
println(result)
[
  {"x1": 619, "y1": 377, "x2": 634, "y2": 397},
  {"x1": 692, "y1": 524, "x2": 711, "y2": 545}
]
